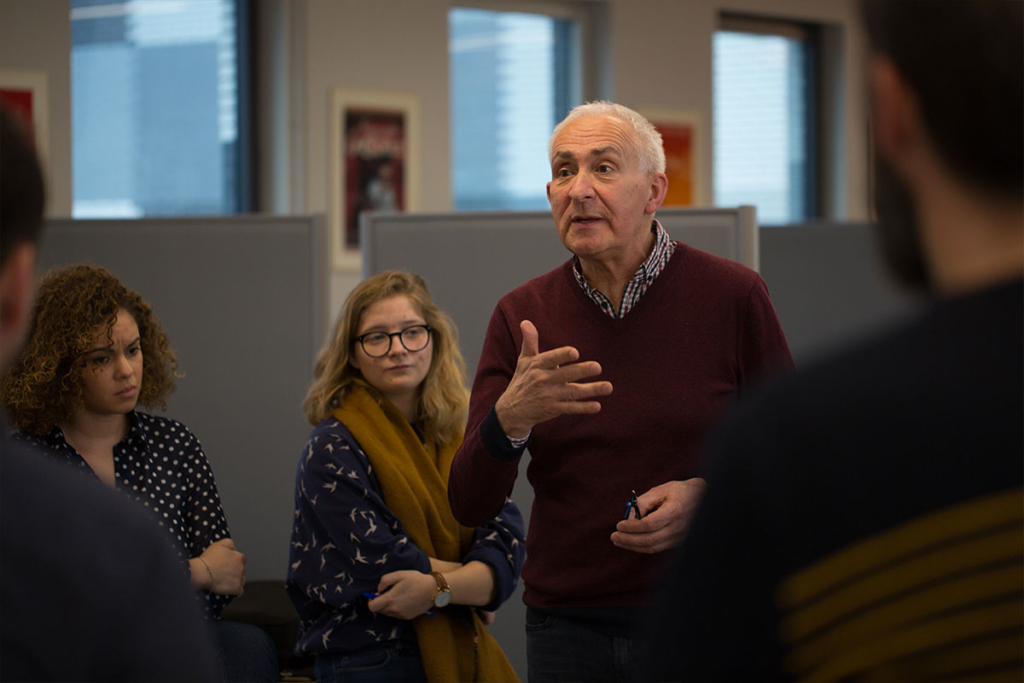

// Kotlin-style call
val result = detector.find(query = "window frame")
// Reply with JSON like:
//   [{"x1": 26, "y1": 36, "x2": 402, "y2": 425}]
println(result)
[
  {"x1": 69, "y1": 0, "x2": 254, "y2": 217},
  {"x1": 234, "y1": 0, "x2": 255, "y2": 213},
  {"x1": 447, "y1": 0, "x2": 597, "y2": 212},
  {"x1": 715, "y1": 13, "x2": 823, "y2": 224},
  {"x1": 450, "y1": 0, "x2": 591, "y2": 105}
]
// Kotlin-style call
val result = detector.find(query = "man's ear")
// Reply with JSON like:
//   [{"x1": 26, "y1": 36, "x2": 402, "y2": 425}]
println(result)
[
  {"x1": 0, "y1": 243, "x2": 37, "y2": 366},
  {"x1": 645, "y1": 172, "x2": 668, "y2": 215},
  {"x1": 869, "y1": 55, "x2": 923, "y2": 170}
]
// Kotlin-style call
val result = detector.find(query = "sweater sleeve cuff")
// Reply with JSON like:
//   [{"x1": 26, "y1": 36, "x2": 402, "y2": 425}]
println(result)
[{"x1": 480, "y1": 405, "x2": 530, "y2": 463}]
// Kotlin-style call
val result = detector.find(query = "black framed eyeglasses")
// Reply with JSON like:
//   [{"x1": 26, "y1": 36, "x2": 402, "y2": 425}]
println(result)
[{"x1": 355, "y1": 325, "x2": 432, "y2": 358}]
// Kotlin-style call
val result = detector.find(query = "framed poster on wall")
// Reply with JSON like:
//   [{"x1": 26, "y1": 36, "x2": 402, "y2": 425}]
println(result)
[
  {"x1": 0, "y1": 68, "x2": 49, "y2": 164},
  {"x1": 639, "y1": 108, "x2": 701, "y2": 207},
  {"x1": 330, "y1": 89, "x2": 420, "y2": 270}
]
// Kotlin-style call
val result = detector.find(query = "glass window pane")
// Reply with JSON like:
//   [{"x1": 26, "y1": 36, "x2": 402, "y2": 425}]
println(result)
[
  {"x1": 70, "y1": 0, "x2": 239, "y2": 217},
  {"x1": 449, "y1": 8, "x2": 576, "y2": 211},
  {"x1": 713, "y1": 30, "x2": 809, "y2": 224}
]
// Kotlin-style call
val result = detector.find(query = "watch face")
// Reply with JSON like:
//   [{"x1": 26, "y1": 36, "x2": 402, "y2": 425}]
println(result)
[{"x1": 433, "y1": 589, "x2": 452, "y2": 608}]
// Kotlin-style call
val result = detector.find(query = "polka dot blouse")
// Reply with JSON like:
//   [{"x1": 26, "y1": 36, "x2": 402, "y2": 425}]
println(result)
[{"x1": 14, "y1": 411, "x2": 233, "y2": 619}]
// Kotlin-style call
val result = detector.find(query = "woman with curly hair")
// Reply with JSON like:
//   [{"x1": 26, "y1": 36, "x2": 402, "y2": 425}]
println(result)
[
  {"x1": 0, "y1": 264, "x2": 277, "y2": 681},
  {"x1": 287, "y1": 270, "x2": 525, "y2": 683}
]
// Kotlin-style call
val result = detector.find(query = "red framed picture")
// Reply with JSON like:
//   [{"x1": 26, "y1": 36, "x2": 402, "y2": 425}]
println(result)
[
  {"x1": 0, "y1": 69, "x2": 48, "y2": 162},
  {"x1": 330, "y1": 89, "x2": 419, "y2": 270}
]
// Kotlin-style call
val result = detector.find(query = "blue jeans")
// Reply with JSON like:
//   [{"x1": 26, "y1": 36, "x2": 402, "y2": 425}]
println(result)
[
  {"x1": 211, "y1": 620, "x2": 279, "y2": 682},
  {"x1": 315, "y1": 643, "x2": 427, "y2": 683},
  {"x1": 526, "y1": 607, "x2": 645, "y2": 683}
]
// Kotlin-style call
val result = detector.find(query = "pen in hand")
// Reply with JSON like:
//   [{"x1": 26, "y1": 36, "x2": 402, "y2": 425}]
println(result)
[{"x1": 623, "y1": 489, "x2": 642, "y2": 520}]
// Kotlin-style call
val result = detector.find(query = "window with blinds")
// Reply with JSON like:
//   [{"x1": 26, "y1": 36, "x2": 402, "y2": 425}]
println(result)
[
  {"x1": 713, "y1": 16, "x2": 818, "y2": 225},
  {"x1": 449, "y1": 7, "x2": 580, "y2": 211},
  {"x1": 70, "y1": 0, "x2": 247, "y2": 218}
]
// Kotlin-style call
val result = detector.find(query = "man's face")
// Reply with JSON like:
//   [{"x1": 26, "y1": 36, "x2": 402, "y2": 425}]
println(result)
[{"x1": 546, "y1": 115, "x2": 664, "y2": 269}]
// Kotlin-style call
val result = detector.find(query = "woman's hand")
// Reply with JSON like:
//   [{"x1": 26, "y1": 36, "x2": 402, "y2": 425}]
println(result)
[
  {"x1": 367, "y1": 570, "x2": 436, "y2": 620},
  {"x1": 190, "y1": 538, "x2": 246, "y2": 596}
]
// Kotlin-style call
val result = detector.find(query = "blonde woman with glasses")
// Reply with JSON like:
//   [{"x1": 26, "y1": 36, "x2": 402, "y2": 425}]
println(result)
[{"x1": 287, "y1": 271, "x2": 524, "y2": 683}]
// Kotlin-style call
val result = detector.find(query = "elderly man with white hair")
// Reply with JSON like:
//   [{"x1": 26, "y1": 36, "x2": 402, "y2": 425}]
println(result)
[{"x1": 448, "y1": 101, "x2": 793, "y2": 682}]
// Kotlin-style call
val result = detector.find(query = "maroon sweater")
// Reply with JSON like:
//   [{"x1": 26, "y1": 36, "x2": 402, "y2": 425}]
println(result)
[{"x1": 448, "y1": 245, "x2": 793, "y2": 609}]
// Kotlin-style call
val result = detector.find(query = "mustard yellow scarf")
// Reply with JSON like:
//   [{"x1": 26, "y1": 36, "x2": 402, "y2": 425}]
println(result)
[{"x1": 333, "y1": 384, "x2": 519, "y2": 683}]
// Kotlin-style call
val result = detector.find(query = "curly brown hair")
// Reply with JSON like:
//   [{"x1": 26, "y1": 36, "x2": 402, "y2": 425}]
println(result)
[{"x1": 1, "y1": 264, "x2": 179, "y2": 435}]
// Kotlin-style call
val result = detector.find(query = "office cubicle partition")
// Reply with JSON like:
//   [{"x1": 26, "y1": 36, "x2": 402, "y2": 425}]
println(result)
[{"x1": 38, "y1": 215, "x2": 330, "y2": 581}]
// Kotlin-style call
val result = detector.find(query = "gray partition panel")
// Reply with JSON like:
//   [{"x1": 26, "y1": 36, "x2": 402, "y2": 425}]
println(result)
[
  {"x1": 361, "y1": 206, "x2": 754, "y2": 678},
  {"x1": 759, "y1": 223, "x2": 919, "y2": 362},
  {"x1": 38, "y1": 215, "x2": 329, "y2": 581}
]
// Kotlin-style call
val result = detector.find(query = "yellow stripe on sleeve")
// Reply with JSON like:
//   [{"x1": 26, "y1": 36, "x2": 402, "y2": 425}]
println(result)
[
  {"x1": 778, "y1": 489, "x2": 1023, "y2": 608},
  {"x1": 774, "y1": 489, "x2": 1024, "y2": 683}
]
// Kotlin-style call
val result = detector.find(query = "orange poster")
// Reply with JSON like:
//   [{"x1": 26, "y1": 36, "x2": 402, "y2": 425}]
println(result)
[
  {"x1": 658, "y1": 122, "x2": 695, "y2": 206},
  {"x1": 642, "y1": 110, "x2": 701, "y2": 207}
]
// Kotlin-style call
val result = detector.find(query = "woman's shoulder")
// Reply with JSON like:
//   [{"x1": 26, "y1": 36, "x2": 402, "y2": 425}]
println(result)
[
  {"x1": 12, "y1": 427, "x2": 64, "y2": 454},
  {"x1": 308, "y1": 416, "x2": 358, "y2": 445},
  {"x1": 11, "y1": 429, "x2": 49, "y2": 447},
  {"x1": 130, "y1": 411, "x2": 200, "y2": 448},
  {"x1": 302, "y1": 417, "x2": 370, "y2": 468}
]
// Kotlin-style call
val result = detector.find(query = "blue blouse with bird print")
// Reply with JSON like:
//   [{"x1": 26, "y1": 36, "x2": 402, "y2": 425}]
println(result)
[{"x1": 285, "y1": 416, "x2": 525, "y2": 657}]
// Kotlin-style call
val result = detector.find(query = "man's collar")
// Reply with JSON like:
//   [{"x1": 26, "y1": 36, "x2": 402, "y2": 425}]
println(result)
[
  {"x1": 571, "y1": 220, "x2": 667, "y2": 287},
  {"x1": 637, "y1": 220, "x2": 670, "y2": 281}
]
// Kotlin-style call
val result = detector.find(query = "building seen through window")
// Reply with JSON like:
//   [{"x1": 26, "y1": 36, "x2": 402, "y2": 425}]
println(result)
[
  {"x1": 70, "y1": 0, "x2": 241, "y2": 218},
  {"x1": 449, "y1": 7, "x2": 579, "y2": 211}
]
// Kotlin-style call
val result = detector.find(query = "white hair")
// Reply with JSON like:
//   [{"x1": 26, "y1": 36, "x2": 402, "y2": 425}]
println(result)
[{"x1": 548, "y1": 101, "x2": 666, "y2": 174}]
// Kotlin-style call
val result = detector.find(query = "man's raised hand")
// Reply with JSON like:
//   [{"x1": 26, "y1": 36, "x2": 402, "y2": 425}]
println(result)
[{"x1": 495, "y1": 320, "x2": 612, "y2": 438}]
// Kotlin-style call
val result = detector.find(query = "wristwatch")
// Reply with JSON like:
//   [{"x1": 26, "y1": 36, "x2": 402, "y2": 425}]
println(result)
[{"x1": 430, "y1": 571, "x2": 451, "y2": 608}]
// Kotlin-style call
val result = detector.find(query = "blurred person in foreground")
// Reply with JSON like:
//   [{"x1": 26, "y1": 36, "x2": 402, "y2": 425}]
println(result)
[
  {"x1": 643, "y1": 1, "x2": 1023, "y2": 680},
  {"x1": 448, "y1": 100, "x2": 793, "y2": 682},
  {"x1": 0, "y1": 104, "x2": 219, "y2": 680}
]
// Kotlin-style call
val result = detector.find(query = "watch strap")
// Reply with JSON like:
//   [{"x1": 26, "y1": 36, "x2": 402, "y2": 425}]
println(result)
[
  {"x1": 430, "y1": 571, "x2": 450, "y2": 607},
  {"x1": 430, "y1": 571, "x2": 450, "y2": 592}
]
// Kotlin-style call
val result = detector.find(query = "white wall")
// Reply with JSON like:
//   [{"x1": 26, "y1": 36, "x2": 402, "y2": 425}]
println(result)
[{"x1": 293, "y1": 0, "x2": 459, "y2": 310}]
